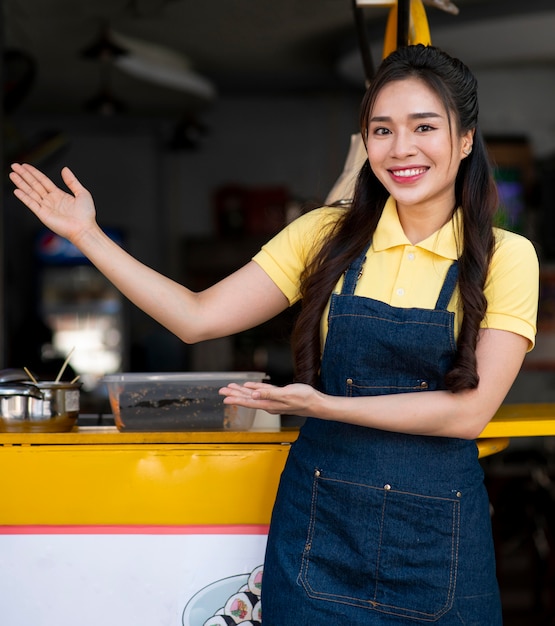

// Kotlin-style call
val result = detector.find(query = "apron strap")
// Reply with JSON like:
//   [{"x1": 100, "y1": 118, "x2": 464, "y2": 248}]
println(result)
[
  {"x1": 341, "y1": 243, "x2": 372, "y2": 295},
  {"x1": 435, "y1": 261, "x2": 459, "y2": 310}
]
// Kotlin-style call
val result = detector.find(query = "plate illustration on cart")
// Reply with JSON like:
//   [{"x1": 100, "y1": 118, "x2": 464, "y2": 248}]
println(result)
[{"x1": 182, "y1": 574, "x2": 249, "y2": 626}]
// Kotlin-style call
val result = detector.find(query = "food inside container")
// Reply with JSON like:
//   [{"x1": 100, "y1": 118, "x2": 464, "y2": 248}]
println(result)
[{"x1": 103, "y1": 372, "x2": 267, "y2": 432}]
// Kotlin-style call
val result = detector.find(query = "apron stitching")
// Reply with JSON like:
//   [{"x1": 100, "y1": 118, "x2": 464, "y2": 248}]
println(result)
[{"x1": 373, "y1": 489, "x2": 388, "y2": 602}]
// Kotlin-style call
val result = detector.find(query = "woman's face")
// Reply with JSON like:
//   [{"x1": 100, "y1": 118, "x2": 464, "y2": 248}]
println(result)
[{"x1": 366, "y1": 77, "x2": 473, "y2": 218}]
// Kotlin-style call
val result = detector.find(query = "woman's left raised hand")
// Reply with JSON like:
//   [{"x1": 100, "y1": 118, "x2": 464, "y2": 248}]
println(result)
[{"x1": 219, "y1": 381, "x2": 321, "y2": 417}]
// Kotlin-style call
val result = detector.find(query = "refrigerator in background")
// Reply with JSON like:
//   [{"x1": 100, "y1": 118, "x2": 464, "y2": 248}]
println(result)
[{"x1": 35, "y1": 229, "x2": 126, "y2": 392}]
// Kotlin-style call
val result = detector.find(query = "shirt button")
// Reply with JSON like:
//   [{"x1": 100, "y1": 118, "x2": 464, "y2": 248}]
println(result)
[
  {"x1": 396, "y1": 288, "x2": 405, "y2": 296},
  {"x1": 407, "y1": 252, "x2": 415, "y2": 261}
]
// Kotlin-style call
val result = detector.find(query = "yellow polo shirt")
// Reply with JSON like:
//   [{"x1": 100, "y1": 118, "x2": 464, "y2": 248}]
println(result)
[{"x1": 253, "y1": 197, "x2": 539, "y2": 349}]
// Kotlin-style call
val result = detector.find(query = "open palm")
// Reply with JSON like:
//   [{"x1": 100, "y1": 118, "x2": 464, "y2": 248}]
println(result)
[{"x1": 10, "y1": 163, "x2": 97, "y2": 244}]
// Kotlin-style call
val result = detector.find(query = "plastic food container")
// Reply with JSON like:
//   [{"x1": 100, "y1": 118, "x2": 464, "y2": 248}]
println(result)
[{"x1": 103, "y1": 372, "x2": 267, "y2": 432}]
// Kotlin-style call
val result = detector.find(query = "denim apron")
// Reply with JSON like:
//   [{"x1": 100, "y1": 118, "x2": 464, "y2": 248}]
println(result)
[{"x1": 261, "y1": 246, "x2": 502, "y2": 625}]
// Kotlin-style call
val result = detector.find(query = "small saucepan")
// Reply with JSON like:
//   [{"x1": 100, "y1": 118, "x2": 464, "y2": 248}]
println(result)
[{"x1": 0, "y1": 371, "x2": 81, "y2": 433}]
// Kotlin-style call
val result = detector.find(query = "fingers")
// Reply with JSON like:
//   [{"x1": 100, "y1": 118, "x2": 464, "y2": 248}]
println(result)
[
  {"x1": 220, "y1": 382, "x2": 273, "y2": 401},
  {"x1": 61, "y1": 166, "x2": 86, "y2": 196},
  {"x1": 10, "y1": 163, "x2": 59, "y2": 214},
  {"x1": 9, "y1": 169, "x2": 44, "y2": 209},
  {"x1": 11, "y1": 163, "x2": 55, "y2": 196},
  {"x1": 219, "y1": 383, "x2": 260, "y2": 400},
  {"x1": 10, "y1": 177, "x2": 43, "y2": 212},
  {"x1": 10, "y1": 163, "x2": 85, "y2": 203}
]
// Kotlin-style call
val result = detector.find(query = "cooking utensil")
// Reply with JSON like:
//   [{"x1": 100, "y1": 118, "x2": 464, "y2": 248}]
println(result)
[
  {"x1": 55, "y1": 347, "x2": 75, "y2": 383},
  {"x1": 0, "y1": 380, "x2": 81, "y2": 433},
  {"x1": 23, "y1": 366, "x2": 38, "y2": 384}
]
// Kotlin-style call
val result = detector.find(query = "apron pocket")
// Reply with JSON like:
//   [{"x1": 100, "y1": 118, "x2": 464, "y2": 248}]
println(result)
[
  {"x1": 346, "y1": 377, "x2": 436, "y2": 396},
  {"x1": 299, "y1": 469, "x2": 460, "y2": 621}
]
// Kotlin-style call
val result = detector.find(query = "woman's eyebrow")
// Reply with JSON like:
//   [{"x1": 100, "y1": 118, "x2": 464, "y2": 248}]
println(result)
[
  {"x1": 369, "y1": 111, "x2": 443, "y2": 123},
  {"x1": 410, "y1": 111, "x2": 443, "y2": 120}
]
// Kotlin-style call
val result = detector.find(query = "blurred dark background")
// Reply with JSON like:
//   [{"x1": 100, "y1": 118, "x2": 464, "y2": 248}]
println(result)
[{"x1": 2, "y1": 2, "x2": 555, "y2": 622}]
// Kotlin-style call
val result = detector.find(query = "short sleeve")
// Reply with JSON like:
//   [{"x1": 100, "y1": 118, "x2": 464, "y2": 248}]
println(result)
[
  {"x1": 483, "y1": 230, "x2": 539, "y2": 350},
  {"x1": 252, "y1": 207, "x2": 343, "y2": 305}
]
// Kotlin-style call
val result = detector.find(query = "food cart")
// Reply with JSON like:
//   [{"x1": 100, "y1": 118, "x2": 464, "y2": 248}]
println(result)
[{"x1": 1, "y1": 405, "x2": 555, "y2": 626}]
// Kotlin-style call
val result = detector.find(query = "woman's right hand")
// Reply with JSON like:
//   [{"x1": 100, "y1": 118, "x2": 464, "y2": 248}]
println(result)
[
  {"x1": 9, "y1": 163, "x2": 97, "y2": 245},
  {"x1": 9, "y1": 162, "x2": 290, "y2": 345}
]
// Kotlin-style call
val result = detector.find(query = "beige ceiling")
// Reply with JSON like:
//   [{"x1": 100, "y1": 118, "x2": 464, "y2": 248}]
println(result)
[{"x1": 4, "y1": 0, "x2": 555, "y2": 117}]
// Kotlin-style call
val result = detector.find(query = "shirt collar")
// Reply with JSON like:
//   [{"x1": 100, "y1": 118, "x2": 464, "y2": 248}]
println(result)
[{"x1": 372, "y1": 196, "x2": 461, "y2": 260}]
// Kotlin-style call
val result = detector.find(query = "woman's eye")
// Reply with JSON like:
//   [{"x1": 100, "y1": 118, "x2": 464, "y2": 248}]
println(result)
[
  {"x1": 373, "y1": 127, "x2": 391, "y2": 136},
  {"x1": 416, "y1": 124, "x2": 435, "y2": 132}
]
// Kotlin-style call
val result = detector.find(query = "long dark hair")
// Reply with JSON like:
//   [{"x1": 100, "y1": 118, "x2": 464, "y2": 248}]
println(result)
[{"x1": 291, "y1": 44, "x2": 498, "y2": 392}]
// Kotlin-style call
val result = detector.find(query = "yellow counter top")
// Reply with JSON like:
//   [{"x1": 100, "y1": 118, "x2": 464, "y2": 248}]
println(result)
[
  {"x1": 0, "y1": 404, "x2": 553, "y2": 526},
  {"x1": 0, "y1": 403, "x2": 554, "y2": 446},
  {"x1": 479, "y1": 403, "x2": 555, "y2": 437},
  {"x1": 0, "y1": 426, "x2": 300, "y2": 445}
]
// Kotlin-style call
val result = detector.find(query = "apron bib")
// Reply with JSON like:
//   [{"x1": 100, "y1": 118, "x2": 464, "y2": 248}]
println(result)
[{"x1": 262, "y1": 246, "x2": 502, "y2": 625}]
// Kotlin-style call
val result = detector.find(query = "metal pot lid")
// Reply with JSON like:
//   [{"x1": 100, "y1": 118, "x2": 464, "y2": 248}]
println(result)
[
  {"x1": 0, "y1": 382, "x2": 43, "y2": 399},
  {"x1": 0, "y1": 368, "x2": 31, "y2": 383}
]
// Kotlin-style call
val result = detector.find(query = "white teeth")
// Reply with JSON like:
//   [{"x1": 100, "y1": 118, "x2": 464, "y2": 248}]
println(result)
[{"x1": 393, "y1": 168, "x2": 426, "y2": 177}]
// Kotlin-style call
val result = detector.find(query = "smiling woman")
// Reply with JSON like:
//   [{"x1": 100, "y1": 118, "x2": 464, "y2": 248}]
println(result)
[
  {"x1": 9, "y1": 44, "x2": 539, "y2": 625},
  {"x1": 219, "y1": 44, "x2": 539, "y2": 624}
]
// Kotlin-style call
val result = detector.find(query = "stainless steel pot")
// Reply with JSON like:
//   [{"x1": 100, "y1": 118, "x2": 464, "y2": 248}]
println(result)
[{"x1": 0, "y1": 380, "x2": 81, "y2": 433}]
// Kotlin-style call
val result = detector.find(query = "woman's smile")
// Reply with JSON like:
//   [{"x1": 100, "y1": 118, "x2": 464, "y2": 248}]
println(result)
[{"x1": 388, "y1": 166, "x2": 428, "y2": 180}]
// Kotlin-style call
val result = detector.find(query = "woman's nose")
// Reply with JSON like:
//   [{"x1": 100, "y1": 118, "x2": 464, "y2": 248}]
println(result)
[{"x1": 391, "y1": 131, "x2": 417, "y2": 157}]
